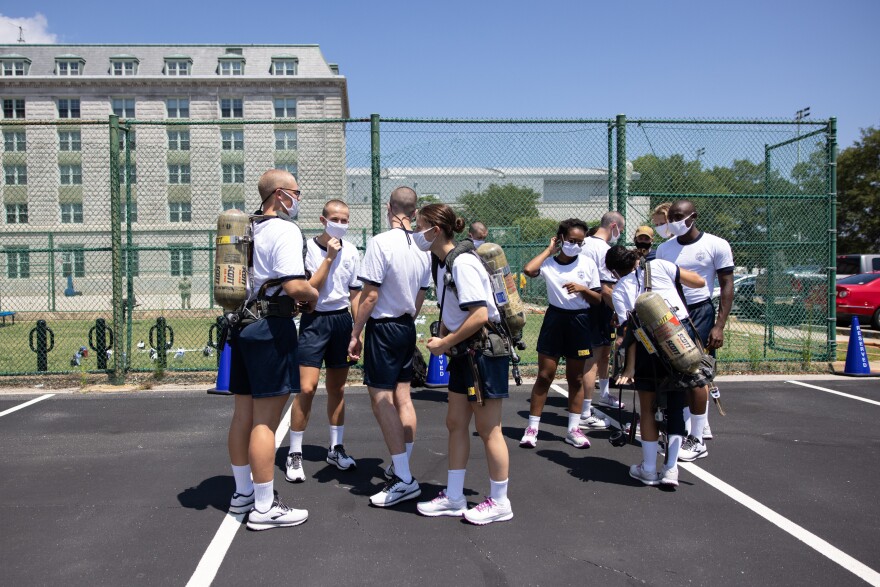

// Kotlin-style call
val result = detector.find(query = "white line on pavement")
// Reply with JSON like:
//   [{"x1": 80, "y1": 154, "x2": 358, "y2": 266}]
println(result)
[
  {"x1": 786, "y1": 380, "x2": 880, "y2": 407},
  {"x1": 0, "y1": 394, "x2": 54, "y2": 418},
  {"x1": 186, "y1": 402, "x2": 293, "y2": 587}
]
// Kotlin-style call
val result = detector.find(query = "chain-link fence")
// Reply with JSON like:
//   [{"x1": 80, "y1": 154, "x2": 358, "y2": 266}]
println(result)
[{"x1": 0, "y1": 115, "x2": 836, "y2": 379}]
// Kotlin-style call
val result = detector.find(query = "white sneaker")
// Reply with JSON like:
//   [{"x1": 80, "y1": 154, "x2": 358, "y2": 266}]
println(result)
[
  {"x1": 246, "y1": 494, "x2": 308, "y2": 531},
  {"x1": 702, "y1": 423, "x2": 713, "y2": 440},
  {"x1": 564, "y1": 428, "x2": 591, "y2": 448},
  {"x1": 229, "y1": 491, "x2": 254, "y2": 514},
  {"x1": 678, "y1": 435, "x2": 708, "y2": 462},
  {"x1": 463, "y1": 497, "x2": 513, "y2": 525},
  {"x1": 370, "y1": 475, "x2": 421, "y2": 507},
  {"x1": 629, "y1": 463, "x2": 660, "y2": 486},
  {"x1": 519, "y1": 426, "x2": 538, "y2": 448},
  {"x1": 594, "y1": 394, "x2": 625, "y2": 409},
  {"x1": 660, "y1": 466, "x2": 679, "y2": 487},
  {"x1": 327, "y1": 445, "x2": 357, "y2": 470},
  {"x1": 579, "y1": 413, "x2": 609, "y2": 430},
  {"x1": 285, "y1": 452, "x2": 306, "y2": 483},
  {"x1": 416, "y1": 490, "x2": 467, "y2": 517}
]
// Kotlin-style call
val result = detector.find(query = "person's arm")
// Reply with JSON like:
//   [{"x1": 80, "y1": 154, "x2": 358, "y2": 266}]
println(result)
[
  {"x1": 563, "y1": 282, "x2": 602, "y2": 305},
  {"x1": 347, "y1": 283, "x2": 378, "y2": 360},
  {"x1": 415, "y1": 288, "x2": 427, "y2": 316},
  {"x1": 308, "y1": 238, "x2": 341, "y2": 290},
  {"x1": 710, "y1": 272, "x2": 734, "y2": 350},
  {"x1": 523, "y1": 237, "x2": 558, "y2": 277},
  {"x1": 615, "y1": 341, "x2": 637, "y2": 385},
  {"x1": 678, "y1": 268, "x2": 706, "y2": 289},
  {"x1": 425, "y1": 306, "x2": 488, "y2": 356},
  {"x1": 282, "y1": 278, "x2": 319, "y2": 304},
  {"x1": 349, "y1": 288, "x2": 361, "y2": 322}
]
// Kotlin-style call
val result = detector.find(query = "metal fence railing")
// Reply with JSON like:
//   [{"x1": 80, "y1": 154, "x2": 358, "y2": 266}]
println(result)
[{"x1": 0, "y1": 115, "x2": 837, "y2": 379}]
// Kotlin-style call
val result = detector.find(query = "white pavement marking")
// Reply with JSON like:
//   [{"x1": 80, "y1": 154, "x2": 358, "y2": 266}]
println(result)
[
  {"x1": 0, "y1": 394, "x2": 54, "y2": 418},
  {"x1": 786, "y1": 380, "x2": 880, "y2": 407},
  {"x1": 551, "y1": 383, "x2": 880, "y2": 586},
  {"x1": 186, "y1": 402, "x2": 293, "y2": 587}
]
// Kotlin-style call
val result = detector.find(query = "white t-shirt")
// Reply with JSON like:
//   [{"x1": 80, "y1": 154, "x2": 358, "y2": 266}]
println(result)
[
  {"x1": 656, "y1": 232, "x2": 734, "y2": 305},
  {"x1": 436, "y1": 253, "x2": 501, "y2": 332},
  {"x1": 249, "y1": 217, "x2": 306, "y2": 301},
  {"x1": 359, "y1": 228, "x2": 431, "y2": 319},
  {"x1": 612, "y1": 259, "x2": 688, "y2": 324},
  {"x1": 537, "y1": 255, "x2": 601, "y2": 311},
  {"x1": 305, "y1": 237, "x2": 363, "y2": 312},
  {"x1": 580, "y1": 235, "x2": 616, "y2": 283}
]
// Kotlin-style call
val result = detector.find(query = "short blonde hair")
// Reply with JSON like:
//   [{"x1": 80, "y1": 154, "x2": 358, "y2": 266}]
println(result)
[{"x1": 652, "y1": 202, "x2": 672, "y2": 217}]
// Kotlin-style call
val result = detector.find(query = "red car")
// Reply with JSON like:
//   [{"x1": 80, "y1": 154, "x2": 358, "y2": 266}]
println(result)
[{"x1": 836, "y1": 273, "x2": 880, "y2": 329}]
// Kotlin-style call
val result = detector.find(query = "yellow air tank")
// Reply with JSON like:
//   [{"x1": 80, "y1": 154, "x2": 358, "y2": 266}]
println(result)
[
  {"x1": 476, "y1": 242, "x2": 527, "y2": 341},
  {"x1": 213, "y1": 209, "x2": 250, "y2": 311},
  {"x1": 634, "y1": 291, "x2": 702, "y2": 374}
]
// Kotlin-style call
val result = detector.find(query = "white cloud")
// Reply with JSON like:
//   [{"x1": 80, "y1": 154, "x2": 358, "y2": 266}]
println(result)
[{"x1": 0, "y1": 13, "x2": 58, "y2": 44}]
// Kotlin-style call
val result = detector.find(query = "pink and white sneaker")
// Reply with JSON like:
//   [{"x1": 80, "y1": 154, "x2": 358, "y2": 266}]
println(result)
[
  {"x1": 565, "y1": 428, "x2": 591, "y2": 448},
  {"x1": 416, "y1": 490, "x2": 467, "y2": 517},
  {"x1": 519, "y1": 427, "x2": 538, "y2": 448},
  {"x1": 463, "y1": 497, "x2": 513, "y2": 525}
]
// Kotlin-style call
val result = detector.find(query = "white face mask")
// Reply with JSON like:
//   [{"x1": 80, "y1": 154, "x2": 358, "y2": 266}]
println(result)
[
  {"x1": 666, "y1": 214, "x2": 695, "y2": 238},
  {"x1": 561, "y1": 241, "x2": 582, "y2": 257},
  {"x1": 324, "y1": 219, "x2": 348, "y2": 239},
  {"x1": 471, "y1": 239, "x2": 485, "y2": 249},
  {"x1": 278, "y1": 190, "x2": 299, "y2": 220},
  {"x1": 608, "y1": 225, "x2": 621, "y2": 245},
  {"x1": 412, "y1": 228, "x2": 435, "y2": 252},
  {"x1": 654, "y1": 223, "x2": 674, "y2": 239}
]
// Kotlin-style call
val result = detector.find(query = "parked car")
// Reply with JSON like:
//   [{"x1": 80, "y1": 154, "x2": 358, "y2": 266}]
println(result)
[
  {"x1": 837, "y1": 254, "x2": 880, "y2": 277},
  {"x1": 711, "y1": 275, "x2": 759, "y2": 318},
  {"x1": 836, "y1": 273, "x2": 880, "y2": 329}
]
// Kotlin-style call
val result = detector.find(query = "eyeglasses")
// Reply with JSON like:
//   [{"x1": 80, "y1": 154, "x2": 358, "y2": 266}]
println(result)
[{"x1": 277, "y1": 187, "x2": 302, "y2": 198}]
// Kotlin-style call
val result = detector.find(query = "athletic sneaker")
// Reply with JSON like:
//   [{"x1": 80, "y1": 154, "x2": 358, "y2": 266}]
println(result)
[
  {"x1": 369, "y1": 475, "x2": 421, "y2": 507},
  {"x1": 629, "y1": 463, "x2": 660, "y2": 486},
  {"x1": 579, "y1": 413, "x2": 609, "y2": 430},
  {"x1": 416, "y1": 490, "x2": 467, "y2": 517},
  {"x1": 327, "y1": 445, "x2": 357, "y2": 470},
  {"x1": 285, "y1": 452, "x2": 306, "y2": 483},
  {"x1": 594, "y1": 393, "x2": 625, "y2": 409},
  {"x1": 678, "y1": 435, "x2": 708, "y2": 462},
  {"x1": 246, "y1": 494, "x2": 308, "y2": 531},
  {"x1": 519, "y1": 427, "x2": 538, "y2": 448},
  {"x1": 229, "y1": 491, "x2": 255, "y2": 514},
  {"x1": 463, "y1": 497, "x2": 513, "y2": 525},
  {"x1": 703, "y1": 423, "x2": 713, "y2": 440},
  {"x1": 383, "y1": 463, "x2": 394, "y2": 481},
  {"x1": 565, "y1": 428, "x2": 591, "y2": 448},
  {"x1": 660, "y1": 466, "x2": 679, "y2": 487}
]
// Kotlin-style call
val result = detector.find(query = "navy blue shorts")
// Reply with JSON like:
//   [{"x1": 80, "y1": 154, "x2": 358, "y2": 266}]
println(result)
[
  {"x1": 687, "y1": 299, "x2": 716, "y2": 357},
  {"x1": 298, "y1": 309, "x2": 355, "y2": 369},
  {"x1": 364, "y1": 315, "x2": 416, "y2": 390},
  {"x1": 229, "y1": 316, "x2": 300, "y2": 399},
  {"x1": 588, "y1": 303, "x2": 614, "y2": 348},
  {"x1": 448, "y1": 352, "x2": 510, "y2": 400},
  {"x1": 536, "y1": 306, "x2": 593, "y2": 361}
]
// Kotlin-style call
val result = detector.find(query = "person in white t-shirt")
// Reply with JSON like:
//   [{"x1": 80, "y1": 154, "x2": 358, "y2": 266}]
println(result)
[
  {"x1": 655, "y1": 199, "x2": 734, "y2": 458},
  {"x1": 348, "y1": 187, "x2": 431, "y2": 508},
  {"x1": 413, "y1": 204, "x2": 513, "y2": 525},
  {"x1": 226, "y1": 169, "x2": 319, "y2": 531},
  {"x1": 468, "y1": 221, "x2": 488, "y2": 248},
  {"x1": 285, "y1": 200, "x2": 363, "y2": 484},
  {"x1": 519, "y1": 219, "x2": 603, "y2": 450},
  {"x1": 605, "y1": 245, "x2": 705, "y2": 488}
]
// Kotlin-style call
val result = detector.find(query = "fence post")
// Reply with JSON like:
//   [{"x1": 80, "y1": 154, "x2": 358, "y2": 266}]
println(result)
[
  {"x1": 763, "y1": 144, "x2": 772, "y2": 355},
  {"x1": 48, "y1": 233, "x2": 56, "y2": 311},
  {"x1": 124, "y1": 123, "x2": 134, "y2": 373},
  {"x1": 109, "y1": 115, "x2": 124, "y2": 385},
  {"x1": 607, "y1": 122, "x2": 614, "y2": 212},
  {"x1": 825, "y1": 117, "x2": 838, "y2": 360},
  {"x1": 615, "y1": 114, "x2": 627, "y2": 220},
  {"x1": 370, "y1": 113, "x2": 381, "y2": 236}
]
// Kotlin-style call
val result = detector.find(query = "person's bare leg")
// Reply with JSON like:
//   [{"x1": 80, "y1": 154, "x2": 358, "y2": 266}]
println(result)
[
  {"x1": 249, "y1": 395, "x2": 290, "y2": 483},
  {"x1": 446, "y1": 393, "x2": 472, "y2": 470},
  {"x1": 325, "y1": 367, "x2": 349, "y2": 426},
  {"x1": 228, "y1": 394, "x2": 253, "y2": 466},
  {"x1": 528, "y1": 354, "x2": 558, "y2": 417},
  {"x1": 291, "y1": 366, "x2": 320, "y2": 432}
]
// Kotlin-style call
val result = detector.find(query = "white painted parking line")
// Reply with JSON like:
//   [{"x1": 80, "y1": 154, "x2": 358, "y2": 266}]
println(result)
[
  {"x1": 186, "y1": 402, "x2": 293, "y2": 587},
  {"x1": 0, "y1": 394, "x2": 54, "y2": 419},
  {"x1": 787, "y1": 380, "x2": 880, "y2": 407}
]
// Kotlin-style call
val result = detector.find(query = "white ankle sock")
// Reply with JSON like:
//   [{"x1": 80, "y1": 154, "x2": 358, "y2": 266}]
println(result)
[
  {"x1": 527, "y1": 415, "x2": 540, "y2": 431},
  {"x1": 446, "y1": 469, "x2": 466, "y2": 501},
  {"x1": 641, "y1": 441, "x2": 658, "y2": 473},
  {"x1": 391, "y1": 452, "x2": 412, "y2": 483},
  {"x1": 329, "y1": 425, "x2": 343, "y2": 447},
  {"x1": 599, "y1": 379, "x2": 610, "y2": 396},
  {"x1": 704, "y1": 398, "x2": 711, "y2": 428},
  {"x1": 691, "y1": 413, "x2": 708, "y2": 443},
  {"x1": 231, "y1": 464, "x2": 253, "y2": 495},
  {"x1": 581, "y1": 399, "x2": 592, "y2": 418},
  {"x1": 665, "y1": 435, "x2": 683, "y2": 466},
  {"x1": 489, "y1": 478, "x2": 509, "y2": 504},
  {"x1": 289, "y1": 430, "x2": 304, "y2": 454},
  {"x1": 254, "y1": 480, "x2": 274, "y2": 512},
  {"x1": 567, "y1": 411, "x2": 580, "y2": 432},
  {"x1": 683, "y1": 407, "x2": 692, "y2": 436}
]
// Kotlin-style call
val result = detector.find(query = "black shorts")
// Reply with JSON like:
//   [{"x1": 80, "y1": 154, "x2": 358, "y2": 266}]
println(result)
[
  {"x1": 536, "y1": 306, "x2": 593, "y2": 361},
  {"x1": 363, "y1": 315, "x2": 416, "y2": 390},
  {"x1": 687, "y1": 299, "x2": 716, "y2": 357},
  {"x1": 298, "y1": 309, "x2": 355, "y2": 369},
  {"x1": 448, "y1": 352, "x2": 510, "y2": 400},
  {"x1": 229, "y1": 316, "x2": 300, "y2": 399},
  {"x1": 588, "y1": 303, "x2": 614, "y2": 348}
]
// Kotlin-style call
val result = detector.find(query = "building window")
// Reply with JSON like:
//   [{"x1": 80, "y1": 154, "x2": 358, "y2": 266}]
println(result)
[
  {"x1": 111, "y1": 60, "x2": 137, "y2": 76},
  {"x1": 121, "y1": 247, "x2": 140, "y2": 276},
  {"x1": 222, "y1": 200, "x2": 246, "y2": 212},
  {"x1": 4, "y1": 164, "x2": 26, "y2": 185},
  {"x1": 4, "y1": 130, "x2": 26, "y2": 151},
  {"x1": 1, "y1": 60, "x2": 28, "y2": 76},
  {"x1": 168, "y1": 130, "x2": 190, "y2": 151},
  {"x1": 56, "y1": 60, "x2": 83, "y2": 76},
  {"x1": 112, "y1": 98, "x2": 135, "y2": 118},
  {"x1": 60, "y1": 203, "x2": 84, "y2": 224},
  {"x1": 271, "y1": 59, "x2": 298, "y2": 75},
  {"x1": 59, "y1": 130, "x2": 81, "y2": 151},
  {"x1": 170, "y1": 246, "x2": 193, "y2": 276},
  {"x1": 222, "y1": 164, "x2": 244, "y2": 184},
  {"x1": 167, "y1": 98, "x2": 189, "y2": 119},
  {"x1": 58, "y1": 99, "x2": 81, "y2": 119},
  {"x1": 219, "y1": 60, "x2": 244, "y2": 76},
  {"x1": 275, "y1": 163, "x2": 298, "y2": 176},
  {"x1": 165, "y1": 60, "x2": 190, "y2": 76},
  {"x1": 61, "y1": 249, "x2": 85, "y2": 277},
  {"x1": 3, "y1": 99, "x2": 25, "y2": 119},
  {"x1": 221, "y1": 130, "x2": 244, "y2": 151},
  {"x1": 168, "y1": 164, "x2": 191, "y2": 185},
  {"x1": 120, "y1": 201, "x2": 138, "y2": 224},
  {"x1": 220, "y1": 98, "x2": 243, "y2": 118},
  {"x1": 6, "y1": 204, "x2": 28, "y2": 224},
  {"x1": 119, "y1": 164, "x2": 137, "y2": 185},
  {"x1": 6, "y1": 247, "x2": 30, "y2": 278},
  {"x1": 119, "y1": 129, "x2": 136, "y2": 151},
  {"x1": 169, "y1": 202, "x2": 192, "y2": 223},
  {"x1": 60, "y1": 164, "x2": 82, "y2": 185},
  {"x1": 274, "y1": 98, "x2": 296, "y2": 118},
  {"x1": 274, "y1": 130, "x2": 297, "y2": 150}
]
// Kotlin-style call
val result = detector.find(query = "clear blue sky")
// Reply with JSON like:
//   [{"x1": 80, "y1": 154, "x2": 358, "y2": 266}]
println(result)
[{"x1": 4, "y1": 0, "x2": 878, "y2": 148}]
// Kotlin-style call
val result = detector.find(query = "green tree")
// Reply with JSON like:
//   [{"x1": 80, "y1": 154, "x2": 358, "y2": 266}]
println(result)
[
  {"x1": 837, "y1": 127, "x2": 880, "y2": 253},
  {"x1": 458, "y1": 183, "x2": 541, "y2": 228}
]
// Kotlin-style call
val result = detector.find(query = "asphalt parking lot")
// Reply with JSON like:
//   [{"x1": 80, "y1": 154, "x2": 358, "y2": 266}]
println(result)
[{"x1": 1, "y1": 377, "x2": 879, "y2": 586}]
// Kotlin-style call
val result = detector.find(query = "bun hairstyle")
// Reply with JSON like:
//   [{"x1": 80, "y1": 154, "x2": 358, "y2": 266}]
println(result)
[
  {"x1": 604, "y1": 245, "x2": 639, "y2": 275},
  {"x1": 418, "y1": 203, "x2": 464, "y2": 239},
  {"x1": 556, "y1": 218, "x2": 589, "y2": 241}
]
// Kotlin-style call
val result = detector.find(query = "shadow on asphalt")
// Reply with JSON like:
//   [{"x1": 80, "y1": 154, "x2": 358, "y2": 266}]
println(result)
[
  {"x1": 535, "y1": 450, "x2": 641, "y2": 487},
  {"x1": 177, "y1": 475, "x2": 236, "y2": 513}
]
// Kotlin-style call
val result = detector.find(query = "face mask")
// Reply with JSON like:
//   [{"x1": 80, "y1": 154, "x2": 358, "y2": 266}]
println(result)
[
  {"x1": 325, "y1": 220, "x2": 348, "y2": 239},
  {"x1": 635, "y1": 241, "x2": 651, "y2": 251},
  {"x1": 667, "y1": 214, "x2": 694, "y2": 238},
  {"x1": 278, "y1": 190, "x2": 299, "y2": 221},
  {"x1": 608, "y1": 225, "x2": 621, "y2": 245},
  {"x1": 472, "y1": 239, "x2": 485, "y2": 249},
  {"x1": 412, "y1": 228, "x2": 435, "y2": 252},
  {"x1": 654, "y1": 223, "x2": 672, "y2": 239},
  {"x1": 561, "y1": 242, "x2": 582, "y2": 257}
]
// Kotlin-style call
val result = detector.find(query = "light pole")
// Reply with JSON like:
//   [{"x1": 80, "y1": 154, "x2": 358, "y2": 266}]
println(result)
[
  {"x1": 695, "y1": 147, "x2": 705, "y2": 166},
  {"x1": 795, "y1": 106, "x2": 810, "y2": 169}
]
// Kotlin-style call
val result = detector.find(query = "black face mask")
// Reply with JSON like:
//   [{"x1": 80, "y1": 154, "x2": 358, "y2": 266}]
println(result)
[{"x1": 635, "y1": 242, "x2": 651, "y2": 251}]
